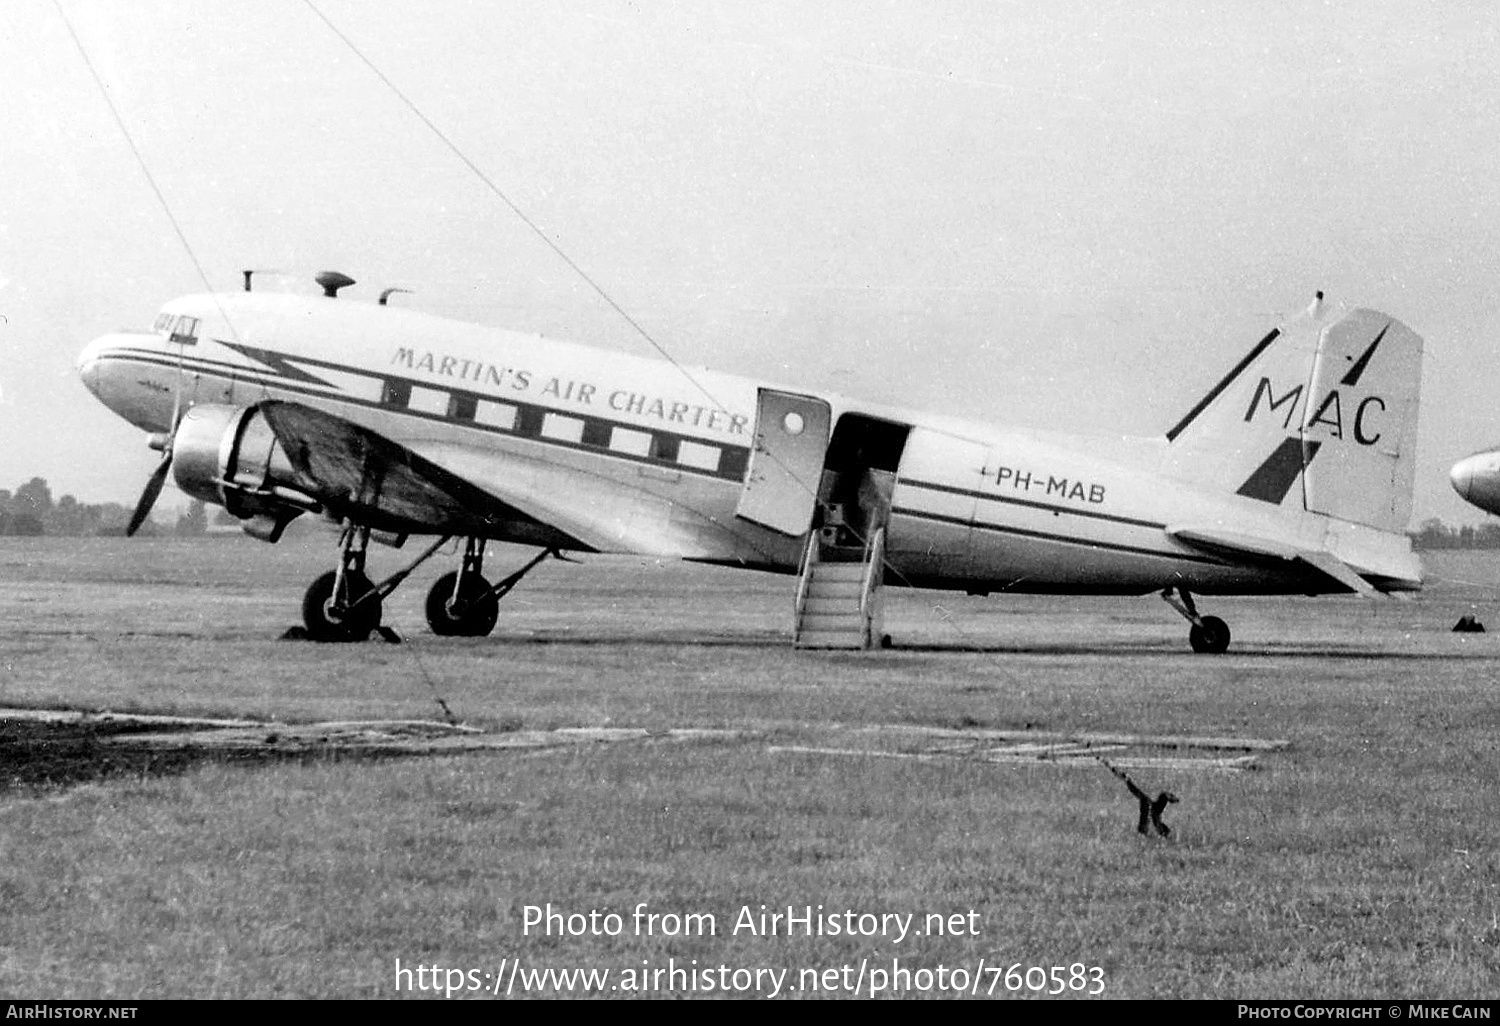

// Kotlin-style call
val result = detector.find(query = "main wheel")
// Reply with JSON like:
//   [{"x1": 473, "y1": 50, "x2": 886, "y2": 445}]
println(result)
[
  {"x1": 425, "y1": 571, "x2": 500, "y2": 637},
  {"x1": 1188, "y1": 614, "x2": 1231, "y2": 654},
  {"x1": 303, "y1": 570, "x2": 382, "y2": 642}
]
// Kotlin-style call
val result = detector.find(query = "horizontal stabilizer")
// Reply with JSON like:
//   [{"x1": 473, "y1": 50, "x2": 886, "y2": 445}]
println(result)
[
  {"x1": 1294, "y1": 548, "x2": 1378, "y2": 597},
  {"x1": 1168, "y1": 525, "x2": 1377, "y2": 596},
  {"x1": 1169, "y1": 526, "x2": 1298, "y2": 561}
]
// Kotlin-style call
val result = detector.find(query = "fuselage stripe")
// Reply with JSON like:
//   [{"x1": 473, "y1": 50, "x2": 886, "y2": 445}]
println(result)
[
  {"x1": 898, "y1": 477, "x2": 1167, "y2": 530},
  {"x1": 890, "y1": 505, "x2": 1223, "y2": 564},
  {"x1": 91, "y1": 348, "x2": 752, "y2": 483}
]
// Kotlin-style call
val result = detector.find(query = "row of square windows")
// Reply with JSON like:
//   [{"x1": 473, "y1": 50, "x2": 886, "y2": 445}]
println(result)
[{"x1": 380, "y1": 379, "x2": 745, "y2": 477}]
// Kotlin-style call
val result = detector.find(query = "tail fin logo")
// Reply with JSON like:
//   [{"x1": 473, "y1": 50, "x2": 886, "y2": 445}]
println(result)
[
  {"x1": 1301, "y1": 389, "x2": 1387, "y2": 446},
  {"x1": 1236, "y1": 437, "x2": 1320, "y2": 503},
  {"x1": 1243, "y1": 379, "x2": 1304, "y2": 430},
  {"x1": 1243, "y1": 381, "x2": 1387, "y2": 447},
  {"x1": 1339, "y1": 323, "x2": 1389, "y2": 387},
  {"x1": 1242, "y1": 320, "x2": 1391, "y2": 450},
  {"x1": 1236, "y1": 320, "x2": 1392, "y2": 504}
]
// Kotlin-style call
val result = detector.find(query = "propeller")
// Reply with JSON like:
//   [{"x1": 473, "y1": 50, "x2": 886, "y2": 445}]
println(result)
[
  {"x1": 126, "y1": 323, "x2": 190, "y2": 536},
  {"x1": 126, "y1": 447, "x2": 173, "y2": 536}
]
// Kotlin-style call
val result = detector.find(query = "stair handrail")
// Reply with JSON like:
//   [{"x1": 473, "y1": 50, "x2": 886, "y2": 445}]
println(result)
[
  {"x1": 793, "y1": 526, "x2": 821, "y2": 637},
  {"x1": 859, "y1": 525, "x2": 885, "y2": 632}
]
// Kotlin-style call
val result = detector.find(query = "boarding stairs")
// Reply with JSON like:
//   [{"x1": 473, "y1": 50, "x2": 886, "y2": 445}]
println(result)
[{"x1": 793, "y1": 521, "x2": 886, "y2": 650}]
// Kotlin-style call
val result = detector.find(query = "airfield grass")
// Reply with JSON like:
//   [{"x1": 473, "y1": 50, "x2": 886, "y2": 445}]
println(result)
[{"x1": 1, "y1": 536, "x2": 1499, "y2": 998}]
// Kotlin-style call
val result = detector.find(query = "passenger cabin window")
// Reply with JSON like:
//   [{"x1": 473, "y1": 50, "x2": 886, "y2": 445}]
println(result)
[
  {"x1": 474, "y1": 401, "x2": 517, "y2": 430},
  {"x1": 609, "y1": 426, "x2": 653, "y2": 457},
  {"x1": 677, "y1": 440, "x2": 721, "y2": 472},
  {"x1": 541, "y1": 413, "x2": 585, "y2": 444}
]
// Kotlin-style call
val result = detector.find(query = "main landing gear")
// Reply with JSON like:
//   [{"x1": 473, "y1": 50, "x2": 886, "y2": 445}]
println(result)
[
  {"x1": 303, "y1": 523, "x2": 385, "y2": 642},
  {"x1": 1161, "y1": 585, "x2": 1231, "y2": 654},
  {"x1": 299, "y1": 527, "x2": 558, "y2": 641},
  {"x1": 424, "y1": 540, "x2": 554, "y2": 637}
]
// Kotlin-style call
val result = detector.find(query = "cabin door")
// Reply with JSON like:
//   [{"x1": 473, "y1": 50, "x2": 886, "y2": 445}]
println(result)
[{"x1": 735, "y1": 389, "x2": 832, "y2": 535}]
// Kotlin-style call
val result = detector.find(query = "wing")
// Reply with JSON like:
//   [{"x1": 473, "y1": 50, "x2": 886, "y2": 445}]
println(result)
[
  {"x1": 204, "y1": 400, "x2": 778, "y2": 561},
  {"x1": 251, "y1": 401, "x2": 584, "y2": 546},
  {"x1": 402, "y1": 437, "x2": 784, "y2": 562}
]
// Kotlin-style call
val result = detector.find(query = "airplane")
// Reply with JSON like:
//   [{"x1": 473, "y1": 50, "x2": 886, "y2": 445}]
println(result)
[
  {"x1": 76, "y1": 274, "x2": 1424, "y2": 652},
  {"x1": 1449, "y1": 448, "x2": 1500, "y2": 516}
]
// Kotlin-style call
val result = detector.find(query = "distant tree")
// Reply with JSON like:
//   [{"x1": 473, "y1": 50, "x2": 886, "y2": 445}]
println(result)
[
  {"x1": 47, "y1": 494, "x2": 86, "y2": 536},
  {"x1": 90, "y1": 503, "x2": 134, "y2": 536},
  {"x1": 9, "y1": 513, "x2": 43, "y2": 536},
  {"x1": 13, "y1": 478, "x2": 53, "y2": 520},
  {"x1": 1410, "y1": 518, "x2": 1456, "y2": 550}
]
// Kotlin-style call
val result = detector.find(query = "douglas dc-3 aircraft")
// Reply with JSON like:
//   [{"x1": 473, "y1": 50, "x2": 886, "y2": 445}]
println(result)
[{"x1": 76, "y1": 275, "x2": 1424, "y2": 652}]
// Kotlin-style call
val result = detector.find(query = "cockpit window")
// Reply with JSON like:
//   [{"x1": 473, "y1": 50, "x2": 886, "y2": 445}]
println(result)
[
  {"x1": 152, "y1": 312, "x2": 199, "y2": 344},
  {"x1": 169, "y1": 315, "x2": 199, "y2": 345}
]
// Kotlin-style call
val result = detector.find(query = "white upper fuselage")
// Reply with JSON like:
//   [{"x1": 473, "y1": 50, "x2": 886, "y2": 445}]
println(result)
[{"x1": 77, "y1": 289, "x2": 1420, "y2": 595}]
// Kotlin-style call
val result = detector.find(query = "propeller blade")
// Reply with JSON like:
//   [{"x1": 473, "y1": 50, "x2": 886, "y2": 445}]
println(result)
[{"x1": 126, "y1": 456, "x2": 172, "y2": 537}]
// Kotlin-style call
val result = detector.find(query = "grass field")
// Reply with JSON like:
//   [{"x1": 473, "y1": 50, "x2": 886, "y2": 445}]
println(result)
[{"x1": 1, "y1": 535, "x2": 1498, "y2": 999}]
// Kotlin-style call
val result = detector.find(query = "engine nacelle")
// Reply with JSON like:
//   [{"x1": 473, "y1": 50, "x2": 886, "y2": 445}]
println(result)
[{"x1": 171, "y1": 404, "x2": 320, "y2": 539}]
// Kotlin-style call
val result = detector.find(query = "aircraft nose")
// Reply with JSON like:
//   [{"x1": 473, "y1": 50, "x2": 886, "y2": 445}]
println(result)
[
  {"x1": 1450, "y1": 456, "x2": 1475, "y2": 501},
  {"x1": 1451, "y1": 449, "x2": 1500, "y2": 515},
  {"x1": 76, "y1": 334, "x2": 113, "y2": 397}
]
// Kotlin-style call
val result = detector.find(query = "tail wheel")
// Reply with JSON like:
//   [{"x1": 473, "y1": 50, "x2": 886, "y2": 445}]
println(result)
[
  {"x1": 425, "y1": 571, "x2": 500, "y2": 637},
  {"x1": 303, "y1": 570, "x2": 382, "y2": 642},
  {"x1": 1188, "y1": 614, "x2": 1231, "y2": 654}
]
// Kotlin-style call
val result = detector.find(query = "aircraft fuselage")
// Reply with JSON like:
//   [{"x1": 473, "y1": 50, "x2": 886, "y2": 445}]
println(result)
[{"x1": 78, "y1": 289, "x2": 1419, "y2": 599}]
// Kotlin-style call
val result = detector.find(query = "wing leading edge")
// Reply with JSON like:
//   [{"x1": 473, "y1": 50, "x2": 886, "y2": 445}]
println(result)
[{"x1": 257, "y1": 401, "x2": 584, "y2": 546}]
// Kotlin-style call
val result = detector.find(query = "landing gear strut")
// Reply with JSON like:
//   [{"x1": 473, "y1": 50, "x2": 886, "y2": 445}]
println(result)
[
  {"x1": 424, "y1": 541, "x2": 556, "y2": 637},
  {"x1": 303, "y1": 523, "x2": 382, "y2": 641},
  {"x1": 1161, "y1": 585, "x2": 1231, "y2": 654},
  {"x1": 297, "y1": 529, "x2": 558, "y2": 640},
  {"x1": 426, "y1": 537, "x2": 498, "y2": 637}
]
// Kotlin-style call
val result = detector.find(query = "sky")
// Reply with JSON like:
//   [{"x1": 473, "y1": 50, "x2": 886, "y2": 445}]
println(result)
[{"x1": 3, "y1": 0, "x2": 1498, "y2": 524}]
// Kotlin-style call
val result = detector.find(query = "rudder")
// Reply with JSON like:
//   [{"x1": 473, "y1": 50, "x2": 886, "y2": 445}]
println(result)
[{"x1": 1163, "y1": 298, "x2": 1423, "y2": 533}]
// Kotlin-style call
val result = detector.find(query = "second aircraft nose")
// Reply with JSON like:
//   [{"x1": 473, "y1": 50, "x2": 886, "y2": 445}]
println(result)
[
  {"x1": 1451, "y1": 457, "x2": 1475, "y2": 501},
  {"x1": 1451, "y1": 450, "x2": 1500, "y2": 515}
]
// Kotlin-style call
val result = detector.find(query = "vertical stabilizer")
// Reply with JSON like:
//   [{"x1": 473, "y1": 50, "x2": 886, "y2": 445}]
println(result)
[
  {"x1": 1163, "y1": 300, "x2": 1422, "y2": 533},
  {"x1": 1297, "y1": 309, "x2": 1421, "y2": 532}
]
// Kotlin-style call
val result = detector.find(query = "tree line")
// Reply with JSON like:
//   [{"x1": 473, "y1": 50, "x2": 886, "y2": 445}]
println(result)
[
  {"x1": 0, "y1": 476, "x2": 211, "y2": 537},
  {"x1": 1409, "y1": 518, "x2": 1500, "y2": 550}
]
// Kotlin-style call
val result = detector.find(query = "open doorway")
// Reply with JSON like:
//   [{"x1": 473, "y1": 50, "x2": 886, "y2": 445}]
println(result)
[{"x1": 816, "y1": 413, "x2": 910, "y2": 558}]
